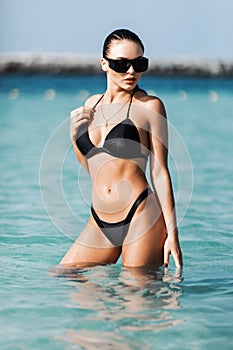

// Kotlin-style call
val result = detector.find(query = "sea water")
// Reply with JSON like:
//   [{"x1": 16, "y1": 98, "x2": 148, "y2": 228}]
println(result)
[{"x1": 0, "y1": 74, "x2": 232, "y2": 349}]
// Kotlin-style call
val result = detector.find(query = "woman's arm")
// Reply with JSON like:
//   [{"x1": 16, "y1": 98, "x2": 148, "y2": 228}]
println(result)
[
  {"x1": 70, "y1": 94, "x2": 101, "y2": 173},
  {"x1": 70, "y1": 106, "x2": 91, "y2": 173},
  {"x1": 148, "y1": 97, "x2": 183, "y2": 267}
]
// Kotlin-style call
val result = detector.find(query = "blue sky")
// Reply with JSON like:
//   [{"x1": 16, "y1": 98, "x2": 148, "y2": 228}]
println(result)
[{"x1": 0, "y1": 0, "x2": 233, "y2": 59}]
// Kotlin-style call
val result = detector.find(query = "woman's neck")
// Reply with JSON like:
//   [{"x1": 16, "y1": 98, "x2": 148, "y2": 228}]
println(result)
[{"x1": 104, "y1": 87, "x2": 134, "y2": 104}]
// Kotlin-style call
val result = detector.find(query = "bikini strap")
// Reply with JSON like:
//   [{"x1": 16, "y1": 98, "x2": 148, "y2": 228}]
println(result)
[
  {"x1": 126, "y1": 89, "x2": 136, "y2": 119},
  {"x1": 124, "y1": 187, "x2": 152, "y2": 225},
  {"x1": 92, "y1": 94, "x2": 104, "y2": 109}
]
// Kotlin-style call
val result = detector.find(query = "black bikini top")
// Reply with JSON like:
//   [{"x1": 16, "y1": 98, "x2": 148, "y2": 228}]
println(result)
[{"x1": 75, "y1": 90, "x2": 148, "y2": 160}]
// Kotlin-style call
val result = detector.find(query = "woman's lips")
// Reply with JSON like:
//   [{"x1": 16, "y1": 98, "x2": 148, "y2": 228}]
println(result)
[{"x1": 124, "y1": 77, "x2": 136, "y2": 83}]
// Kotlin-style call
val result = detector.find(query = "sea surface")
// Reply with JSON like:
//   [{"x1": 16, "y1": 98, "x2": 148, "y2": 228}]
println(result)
[{"x1": 0, "y1": 74, "x2": 232, "y2": 350}]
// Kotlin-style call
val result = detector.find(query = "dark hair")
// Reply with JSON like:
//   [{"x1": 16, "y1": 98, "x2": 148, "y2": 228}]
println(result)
[{"x1": 103, "y1": 28, "x2": 145, "y2": 58}]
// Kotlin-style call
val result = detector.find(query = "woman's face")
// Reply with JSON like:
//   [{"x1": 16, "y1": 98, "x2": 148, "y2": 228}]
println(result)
[{"x1": 102, "y1": 40, "x2": 144, "y2": 91}]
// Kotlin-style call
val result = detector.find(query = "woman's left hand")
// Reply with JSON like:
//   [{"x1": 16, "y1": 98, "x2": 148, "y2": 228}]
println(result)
[{"x1": 164, "y1": 233, "x2": 183, "y2": 268}]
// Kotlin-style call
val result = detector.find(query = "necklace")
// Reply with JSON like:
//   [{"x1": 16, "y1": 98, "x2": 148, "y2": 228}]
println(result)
[{"x1": 100, "y1": 94, "x2": 131, "y2": 127}]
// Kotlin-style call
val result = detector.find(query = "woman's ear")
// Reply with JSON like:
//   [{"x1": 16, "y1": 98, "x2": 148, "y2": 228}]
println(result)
[{"x1": 100, "y1": 58, "x2": 108, "y2": 72}]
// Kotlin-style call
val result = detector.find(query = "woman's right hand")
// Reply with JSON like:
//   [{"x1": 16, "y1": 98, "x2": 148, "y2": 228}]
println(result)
[{"x1": 70, "y1": 106, "x2": 94, "y2": 142}]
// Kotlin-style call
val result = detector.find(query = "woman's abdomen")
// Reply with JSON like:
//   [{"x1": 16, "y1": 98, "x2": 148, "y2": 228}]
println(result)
[{"x1": 89, "y1": 155, "x2": 148, "y2": 222}]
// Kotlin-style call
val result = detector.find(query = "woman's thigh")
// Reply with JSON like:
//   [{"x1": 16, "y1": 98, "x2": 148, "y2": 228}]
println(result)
[
  {"x1": 60, "y1": 217, "x2": 121, "y2": 267},
  {"x1": 122, "y1": 194, "x2": 166, "y2": 267}
]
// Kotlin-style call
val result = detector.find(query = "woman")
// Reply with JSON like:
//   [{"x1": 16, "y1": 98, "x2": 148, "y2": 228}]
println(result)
[{"x1": 60, "y1": 29, "x2": 183, "y2": 268}]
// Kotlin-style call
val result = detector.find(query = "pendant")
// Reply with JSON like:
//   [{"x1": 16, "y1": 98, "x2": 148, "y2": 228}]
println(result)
[{"x1": 105, "y1": 121, "x2": 108, "y2": 127}]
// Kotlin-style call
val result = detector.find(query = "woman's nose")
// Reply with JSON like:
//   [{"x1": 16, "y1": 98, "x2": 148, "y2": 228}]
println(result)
[{"x1": 127, "y1": 64, "x2": 135, "y2": 73}]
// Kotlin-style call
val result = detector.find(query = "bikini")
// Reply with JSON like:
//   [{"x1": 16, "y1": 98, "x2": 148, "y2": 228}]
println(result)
[{"x1": 75, "y1": 90, "x2": 152, "y2": 246}]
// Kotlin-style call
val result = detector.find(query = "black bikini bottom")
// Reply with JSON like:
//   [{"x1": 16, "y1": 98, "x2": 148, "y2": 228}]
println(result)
[{"x1": 91, "y1": 187, "x2": 152, "y2": 247}]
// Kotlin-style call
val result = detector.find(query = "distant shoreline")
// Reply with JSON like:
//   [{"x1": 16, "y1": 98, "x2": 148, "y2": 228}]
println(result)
[{"x1": 0, "y1": 53, "x2": 233, "y2": 77}]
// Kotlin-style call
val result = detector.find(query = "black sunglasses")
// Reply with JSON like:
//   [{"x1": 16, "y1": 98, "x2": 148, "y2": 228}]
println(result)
[{"x1": 104, "y1": 56, "x2": 149, "y2": 73}]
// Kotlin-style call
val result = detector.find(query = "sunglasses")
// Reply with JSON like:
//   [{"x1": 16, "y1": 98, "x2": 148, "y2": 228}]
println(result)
[{"x1": 104, "y1": 56, "x2": 149, "y2": 73}]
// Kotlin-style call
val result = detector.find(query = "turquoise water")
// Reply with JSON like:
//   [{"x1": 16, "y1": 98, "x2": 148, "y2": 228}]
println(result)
[{"x1": 0, "y1": 74, "x2": 232, "y2": 349}]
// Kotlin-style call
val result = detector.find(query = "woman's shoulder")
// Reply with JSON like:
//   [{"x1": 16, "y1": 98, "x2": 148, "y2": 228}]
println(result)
[
  {"x1": 134, "y1": 89, "x2": 167, "y2": 117},
  {"x1": 84, "y1": 93, "x2": 104, "y2": 107}
]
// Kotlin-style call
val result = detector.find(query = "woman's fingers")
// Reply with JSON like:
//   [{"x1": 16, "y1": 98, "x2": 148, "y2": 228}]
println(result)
[
  {"x1": 163, "y1": 241, "x2": 170, "y2": 268},
  {"x1": 163, "y1": 236, "x2": 183, "y2": 268},
  {"x1": 71, "y1": 107, "x2": 91, "y2": 121},
  {"x1": 172, "y1": 238, "x2": 183, "y2": 268},
  {"x1": 70, "y1": 106, "x2": 94, "y2": 140},
  {"x1": 172, "y1": 249, "x2": 183, "y2": 268}
]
